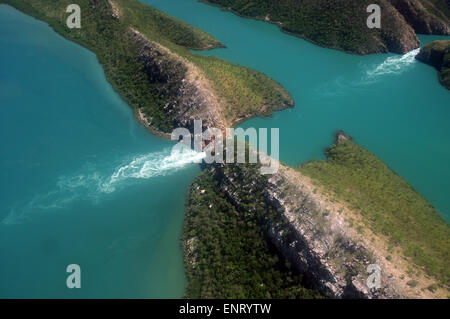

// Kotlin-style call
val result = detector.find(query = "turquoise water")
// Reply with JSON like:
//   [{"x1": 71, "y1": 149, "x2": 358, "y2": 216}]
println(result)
[
  {"x1": 144, "y1": 0, "x2": 450, "y2": 221},
  {"x1": 0, "y1": 5, "x2": 203, "y2": 298},
  {"x1": 1, "y1": 0, "x2": 449, "y2": 299}
]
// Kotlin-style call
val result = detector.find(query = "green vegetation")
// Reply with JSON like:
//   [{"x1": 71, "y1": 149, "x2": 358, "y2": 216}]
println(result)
[
  {"x1": 427, "y1": 0, "x2": 450, "y2": 19},
  {"x1": 114, "y1": 0, "x2": 222, "y2": 50},
  {"x1": 203, "y1": 0, "x2": 449, "y2": 54},
  {"x1": 184, "y1": 164, "x2": 321, "y2": 298},
  {"x1": 188, "y1": 54, "x2": 293, "y2": 126},
  {"x1": 203, "y1": 0, "x2": 405, "y2": 53},
  {"x1": 299, "y1": 134, "x2": 450, "y2": 286},
  {"x1": 1, "y1": 0, "x2": 217, "y2": 132},
  {"x1": 416, "y1": 40, "x2": 450, "y2": 90},
  {"x1": 2, "y1": 0, "x2": 292, "y2": 132},
  {"x1": 390, "y1": 0, "x2": 450, "y2": 35}
]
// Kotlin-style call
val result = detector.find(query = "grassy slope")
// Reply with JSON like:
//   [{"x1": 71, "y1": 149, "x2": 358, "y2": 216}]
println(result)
[
  {"x1": 299, "y1": 136, "x2": 450, "y2": 287},
  {"x1": 188, "y1": 54, "x2": 293, "y2": 126},
  {"x1": 114, "y1": 0, "x2": 222, "y2": 50},
  {"x1": 2, "y1": 0, "x2": 293, "y2": 132},
  {"x1": 184, "y1": 164, "x2": 322, "y2": 298},
  {"x1": 114, "y1": 0, "x2": 294, "y2": 128}
]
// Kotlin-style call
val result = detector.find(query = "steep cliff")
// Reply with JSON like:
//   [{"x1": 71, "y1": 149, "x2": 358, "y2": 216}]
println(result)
[
  {"x1": 416, "y1": 40, "x2": 450, "y2": 89},
  {"x1": 184, "y1": 135, "x2": 450, "y2": 298},
  {"x1": 202, "y1": 0, "x2": 450, "y2": 54},
  {"x1": 3, "y1": 0, "x2": 293, "y2": 134},
  {"x1": 184, "y1": 164, "x2": 323, "y2": 298},
  {"x1": 389, "y1": 0, "x2": 450, "y2": 35},
  {"x1": 213, "y1": 164, "x2": 392, "y2": 298},
  {"x1": 126, "y1": 28, "x2": 225, "y2": 132}
]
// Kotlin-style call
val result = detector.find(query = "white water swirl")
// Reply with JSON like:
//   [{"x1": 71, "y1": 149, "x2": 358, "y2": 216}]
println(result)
[{"x1": 2, "y1": 146, "x2": 205, "y2": 225}]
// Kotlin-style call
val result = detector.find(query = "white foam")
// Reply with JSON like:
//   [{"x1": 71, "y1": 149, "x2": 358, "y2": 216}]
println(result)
[
  {"x1": 366, "y1": 48, "x2": 420, "y2": 78},
  {"x1": 101, "y1": 146, "x2": 205, "y2": 193},
  {"x1": 2, "y1": 147, "x2": 205, "y2": 225}
]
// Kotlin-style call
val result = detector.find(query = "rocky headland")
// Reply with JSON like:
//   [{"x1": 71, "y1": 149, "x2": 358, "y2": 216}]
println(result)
[
  {"x1": 184, "y1": 133, "x2": 450, "y2": 298},
  {"x1": 202, "y1": 0, "x2": 449, "y2": 54},
  {"x1": 416, "y1": 39, "x2": 450, "y2": 89}
]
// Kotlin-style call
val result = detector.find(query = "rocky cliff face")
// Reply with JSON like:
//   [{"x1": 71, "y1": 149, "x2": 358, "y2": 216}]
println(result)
[
  {"x1": 378, "y1": 0, "x2": 421, "y2": 54},
  {"x1": 212, "y1": 161, "x2": 402, "y2": 298},
  {"x1": 186, "y1": 129, "x2": 449, "y2": 298},
  {"x1": 211, "y1": 156, "x2": 450, "y2": 298},
  {"x1": 389, "y1": 0, "x2": 450, "y2": 35},
  {"x1": 263, "y1": 169, "x2": 395, "y2": 298},
  {"x1": 202, "y1": 0, "x2": 450, "y2": 54},
  {"x1": 416, "y1": 39, "x2": 450, "y2": 89},
  {"x1": 126, "y1": 28, "x2": 224, "y2": 132}
]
